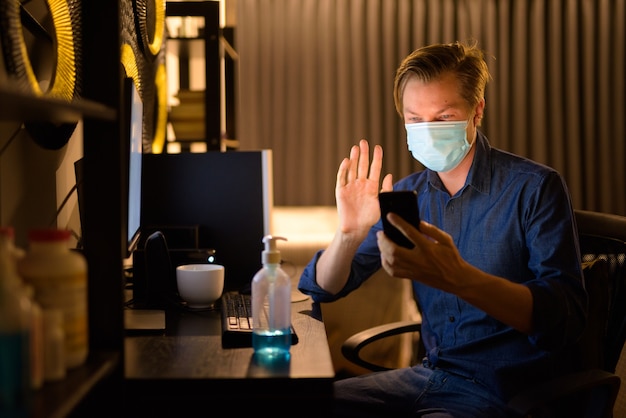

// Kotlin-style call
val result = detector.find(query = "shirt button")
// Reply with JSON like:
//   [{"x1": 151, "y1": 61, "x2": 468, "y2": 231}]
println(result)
[{"x1": 448, "y1": 316, "x2": 455, "y2": 322}]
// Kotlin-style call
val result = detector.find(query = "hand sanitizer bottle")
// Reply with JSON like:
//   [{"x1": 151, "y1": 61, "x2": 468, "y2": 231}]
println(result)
[{"x1": 251, "y1": 235, "x2": 291, "y2": 358}]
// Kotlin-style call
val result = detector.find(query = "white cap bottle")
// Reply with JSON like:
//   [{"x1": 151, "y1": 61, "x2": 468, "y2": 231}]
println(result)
[
  {"x1": 42, "y1": 309, "x2": 66, "y2": 381},
  {"x1": 251, "y1": 235, "x2": 291, "y2": 358}
]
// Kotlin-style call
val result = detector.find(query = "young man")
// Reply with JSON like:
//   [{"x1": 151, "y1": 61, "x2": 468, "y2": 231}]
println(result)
[{"x1": 298, "y1": 41, "x2": 587, "y2": 417}]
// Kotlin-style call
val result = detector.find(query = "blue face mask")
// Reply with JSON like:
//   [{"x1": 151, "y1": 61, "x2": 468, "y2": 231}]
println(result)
[{"x1": 405, "y1": 121, "x2": 472, "y2": 172}]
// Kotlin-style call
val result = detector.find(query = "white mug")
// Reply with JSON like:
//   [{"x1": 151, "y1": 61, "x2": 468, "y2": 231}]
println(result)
[{"x1": 176, "y1": 264, "x2": 225, "y2": 308}]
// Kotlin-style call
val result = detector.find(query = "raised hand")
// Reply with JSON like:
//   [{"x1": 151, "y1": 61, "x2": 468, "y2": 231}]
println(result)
[{"x1": 335, "y1": 139, "x2": 392, "y2": 237}]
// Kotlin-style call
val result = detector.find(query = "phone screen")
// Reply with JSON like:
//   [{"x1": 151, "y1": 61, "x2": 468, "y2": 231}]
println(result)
[{"x1": 378, "y1": 190, "x2": 420, "y2": 248}]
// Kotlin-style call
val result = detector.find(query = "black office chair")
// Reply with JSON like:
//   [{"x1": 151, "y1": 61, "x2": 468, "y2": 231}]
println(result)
[{"x1": 341, "y1": 209, "x2": 626, "y2": 418}]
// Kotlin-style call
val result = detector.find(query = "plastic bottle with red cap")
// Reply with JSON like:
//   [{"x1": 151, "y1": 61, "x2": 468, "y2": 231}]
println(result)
[{"x1": 17, "y1": 228, "x2": 88, "y2": 370}]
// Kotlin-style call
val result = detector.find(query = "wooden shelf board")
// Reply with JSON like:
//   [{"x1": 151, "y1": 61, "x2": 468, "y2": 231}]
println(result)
[
  {"x1": 0, "y1": 88, "x2": 116, "y2": 123},
  {"x1": 30, "y1": 351, "x2": 120, "y2": 418}
]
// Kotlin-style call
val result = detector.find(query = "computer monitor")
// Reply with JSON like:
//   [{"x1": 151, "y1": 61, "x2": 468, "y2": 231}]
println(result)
[
  {"x1": 140, "y1": 150, "x2": 273, "y2": 292},
  {"x1": 122, "y1": 77, "x2": 144, "y2": 257},
  {"x1": 74, "y1": 78, "x2": 143, "y2": 258}
]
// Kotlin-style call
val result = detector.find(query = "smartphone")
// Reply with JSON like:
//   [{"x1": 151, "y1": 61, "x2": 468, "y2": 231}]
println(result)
[{"x1": 378, "y1": 190, "x2": 420, "y2": 248}]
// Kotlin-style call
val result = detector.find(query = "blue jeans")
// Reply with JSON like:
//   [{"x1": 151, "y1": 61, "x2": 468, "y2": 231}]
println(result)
[{"x1": 332, "y1": 366, "x2": 511, "y2": 417}]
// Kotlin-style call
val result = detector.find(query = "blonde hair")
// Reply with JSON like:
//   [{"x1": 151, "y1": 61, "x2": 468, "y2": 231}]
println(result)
[{"x1": 393, "y1": 41, "x2": 492, "y2": 117}]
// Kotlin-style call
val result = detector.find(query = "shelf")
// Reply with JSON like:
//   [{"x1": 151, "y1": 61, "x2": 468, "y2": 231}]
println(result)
[
  {"x1": 0, "y1": 3, "x2": 125, "y2": 418},
  {"x1": 30, "y1": 351, "x2": 120, "y2": 418},
  {"x1": 0, "y1": 87, "x2": 116, "y2": 123},
  {"x1": 166, "y1": 1, "x2": 222, "y2": 151}
]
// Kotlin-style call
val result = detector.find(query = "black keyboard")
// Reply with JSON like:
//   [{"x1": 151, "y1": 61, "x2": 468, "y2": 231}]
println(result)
[{"x1": 220, "y1": 291, "x2": 298, "y2": 348}]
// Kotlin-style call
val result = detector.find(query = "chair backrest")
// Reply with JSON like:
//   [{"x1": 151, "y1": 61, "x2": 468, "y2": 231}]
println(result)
[{"x1": 574, "y1": 209, "x2": 626, "y2": 373}]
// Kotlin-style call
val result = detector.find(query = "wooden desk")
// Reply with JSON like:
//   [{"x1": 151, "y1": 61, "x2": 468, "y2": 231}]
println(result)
[{"x1": 123, "y1": 297, "x2": 335, "y2": 416}]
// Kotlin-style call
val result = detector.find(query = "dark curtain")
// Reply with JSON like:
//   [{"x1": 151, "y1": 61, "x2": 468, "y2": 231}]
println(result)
[{"x1": 236, "y1": 0, "x2": 625, "y2": 216}]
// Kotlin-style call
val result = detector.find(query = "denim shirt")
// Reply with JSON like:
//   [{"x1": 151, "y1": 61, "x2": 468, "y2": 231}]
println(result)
[{"x1": 298, "y1": 132, "x2": 587, "y2": 401}]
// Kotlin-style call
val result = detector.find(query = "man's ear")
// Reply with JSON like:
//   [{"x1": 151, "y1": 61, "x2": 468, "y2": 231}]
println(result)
[{"x1": 474, "y1": 98, "x2": 486, "y2": 125}]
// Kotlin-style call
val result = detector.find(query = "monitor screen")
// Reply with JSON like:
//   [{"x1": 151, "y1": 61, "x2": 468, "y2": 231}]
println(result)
[
  {"x1": 73, "y1": 79, "x2": 143, "y2": 258},
  {"x1": 124, "y1": 77, "x2": 143, "y2": 256},
  {"x1": 140, "y1": 150, "x2": 274, "y2": 292}
]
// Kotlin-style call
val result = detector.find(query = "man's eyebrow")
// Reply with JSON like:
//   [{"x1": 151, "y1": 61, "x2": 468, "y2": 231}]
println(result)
[
  {"x1": 404, "y1": 104, "x2": 460, "y2": 116},
  {"x1": 436, "y1": 102, "x2": 463, "y2": 113}
]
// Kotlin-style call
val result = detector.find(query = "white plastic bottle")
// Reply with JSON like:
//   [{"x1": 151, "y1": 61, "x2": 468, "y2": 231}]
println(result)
[
  {"x1": 42, "y1": 309, "x2": 66, "y2": 382},
  {"x1": 1, "y1": 232, "x2": 43, "y2": 390},
  {"x1": 251, "y1": 235, "x2": 291, "y2": 357},
  {"x1": 17, "y1": 229, "x2": 88, "y2": 369},
  {"x1": 23, "y1": 285, "x2": 44, "y2": 390},
  {"x1": 0, "y1": 227, "x2": 32, "y2": 417}
]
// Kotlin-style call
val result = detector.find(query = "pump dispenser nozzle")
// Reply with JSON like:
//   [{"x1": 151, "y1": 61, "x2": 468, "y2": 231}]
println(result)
[{"x1": 261, "y1": 235, "x2": 287, "y2": 265}]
